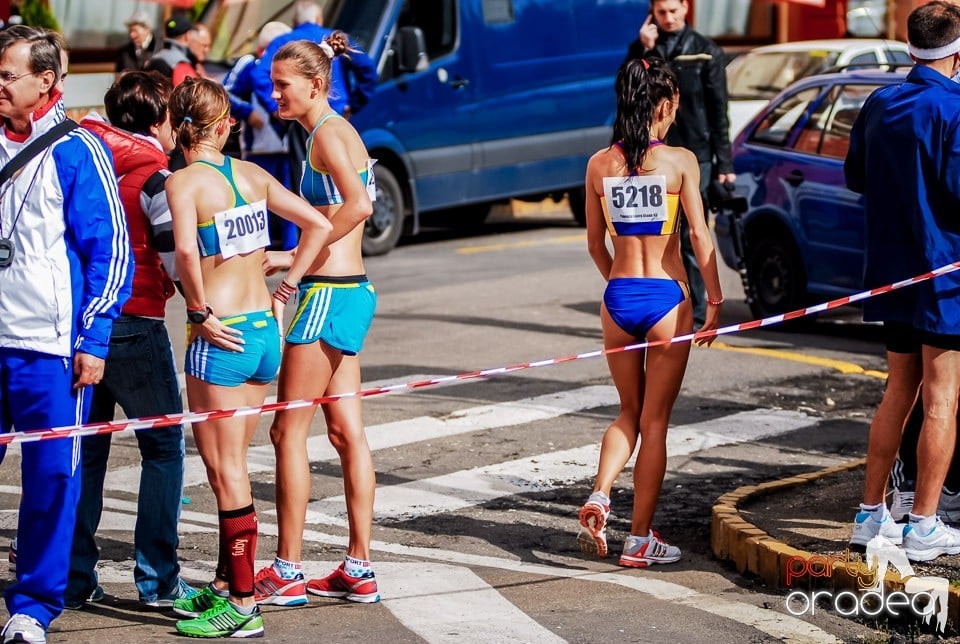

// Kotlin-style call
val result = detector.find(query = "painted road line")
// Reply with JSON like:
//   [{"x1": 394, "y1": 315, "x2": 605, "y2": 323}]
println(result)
[
  {"x1": 90, "y1": 559, "x2": 565, "y2": 643},
  {"x1": 456, "y1": 233, "x2": 586, "y2": 255},
  {"x1": 712, "y1": 342, "x2": 888, "y2": 380},
  {"x1": 103, "y1": 385, "x2": 619, "y2": 493},
  {"x1": 91, "y1": 515, "x2": 835, "y2": 644},
  {"x1": 300, "y1": 409, "x2": 816, "y2": 525}
]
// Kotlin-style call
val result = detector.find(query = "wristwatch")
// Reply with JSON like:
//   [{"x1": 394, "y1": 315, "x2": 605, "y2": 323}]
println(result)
[{"x1": 187, "y1": 305, "x2": 213, "y2": 324}]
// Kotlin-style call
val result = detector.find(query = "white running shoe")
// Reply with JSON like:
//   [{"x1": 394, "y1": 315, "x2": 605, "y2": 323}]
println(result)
[
  {"x1": 849, "y1": 508, "x2": 903, "y2": 548},
  {"x1": 890, "y1": 489, "x2": 914, "y2": 522},
  {"x1": 902, "y1": 517, "x2": 960, "y2": 562},
  {"x1": 2, "y1": 614, "x2": 45, "y2": 643},
  {"x1": 619, "y1": 530, "x2": 681, "y2": 568},
  {"x1": 576, "y1": 492, "x2": 611, "y2": 558}
]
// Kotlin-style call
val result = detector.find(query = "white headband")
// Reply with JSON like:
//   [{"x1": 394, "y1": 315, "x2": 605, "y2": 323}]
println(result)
[
  {"x1": 319, "y1": 41, "x2": 335, "y2": 59},
  {"x1": 908, "y1": 35, "x2": 960, "y2": 60}
]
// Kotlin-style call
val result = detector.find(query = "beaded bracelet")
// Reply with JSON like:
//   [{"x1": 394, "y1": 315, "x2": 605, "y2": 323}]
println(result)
[
  {"x1": 707, "y1": 297, "x2": 724, "y2": 306},
  {"x1": 272, "y1": 279, "x2": 297, "y2": 304}
]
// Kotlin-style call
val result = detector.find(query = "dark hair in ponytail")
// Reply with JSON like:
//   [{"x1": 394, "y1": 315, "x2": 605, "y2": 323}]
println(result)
[{"x1": 613, "y1": 57, "x2": 679, "y2": 172}]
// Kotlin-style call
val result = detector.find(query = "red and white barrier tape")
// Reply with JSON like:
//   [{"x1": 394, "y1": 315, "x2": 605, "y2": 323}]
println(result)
[{"x1": 7, "y1": 260, "x2": 960, "y2": 447}]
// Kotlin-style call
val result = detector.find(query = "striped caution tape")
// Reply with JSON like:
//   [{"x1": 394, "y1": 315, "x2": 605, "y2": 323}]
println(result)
[{"x1": 7, "y1": 259, "x2": 960, "y2": 446}]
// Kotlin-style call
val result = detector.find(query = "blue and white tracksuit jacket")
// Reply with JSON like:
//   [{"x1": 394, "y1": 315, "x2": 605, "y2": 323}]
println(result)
[{"x1": 0, "y1": 95, "x2": 131, "y2": 627}]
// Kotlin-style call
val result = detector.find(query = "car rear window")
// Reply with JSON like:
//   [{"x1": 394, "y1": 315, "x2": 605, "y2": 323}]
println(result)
[
  {"x1": 726, "y1": 50, "x2": 840, "y2": 100},
  {"x1": 791, "y1": 84, "x2": 884, "y2": 159}
]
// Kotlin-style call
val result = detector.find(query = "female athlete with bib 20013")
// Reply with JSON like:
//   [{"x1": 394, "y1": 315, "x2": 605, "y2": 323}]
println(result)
[
  {"x1": 576, "y1": 57, "x2": 723, "y2": 568},
  {"x1": 164, "y1": 77, "x2": 332, "y2": 639},
  {"x1": 252, "y1": 32, "x2": 381, "y2": 606}
]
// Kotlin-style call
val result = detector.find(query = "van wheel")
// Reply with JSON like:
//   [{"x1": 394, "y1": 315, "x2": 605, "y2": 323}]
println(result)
[
  {"x1": 363, "y1": 165, "x2": 405, "y2": 257},
  {"x1": 745, "y1": 236, "x2": 807, "y2": 320},
  {"x1": 568, "y1": 187, "x2": 586, "y2": 226}
]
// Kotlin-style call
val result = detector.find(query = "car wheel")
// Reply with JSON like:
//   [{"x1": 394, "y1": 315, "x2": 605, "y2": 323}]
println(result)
[
  {"x1": 745, "y1": 235, "x2": 807, "y2": 320},
  {"x1": 362, "y1": 164, "x2": 405, "y2": 257},
  {"x1": 568, "y1": 187, "x2": 586, "y2": 227}
]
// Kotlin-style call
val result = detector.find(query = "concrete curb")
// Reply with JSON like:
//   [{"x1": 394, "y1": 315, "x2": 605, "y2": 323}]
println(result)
[{"x1": 711, "y1": 458, "x2": 960, "y2": 630}]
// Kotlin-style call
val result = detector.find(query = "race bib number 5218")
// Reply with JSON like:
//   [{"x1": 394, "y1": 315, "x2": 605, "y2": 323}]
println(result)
[{"x1": 602, "y1": 175, "x2": 668, "y2": 224}]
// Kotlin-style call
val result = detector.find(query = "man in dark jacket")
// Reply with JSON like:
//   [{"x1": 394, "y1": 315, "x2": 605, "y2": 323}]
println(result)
[
  {"x1": 115, "y1": 10, "x2": 161, "y2": 73},
  {"x1": 624, "y1": 0, "x2": 735, "y2": 329},
  {"x1": 144, "y1": 12, "x2": 198, "y2": 87}
]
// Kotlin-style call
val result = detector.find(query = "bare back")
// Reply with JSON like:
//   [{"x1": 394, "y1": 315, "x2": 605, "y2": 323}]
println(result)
[{"x1": 586, "y1": 142, "x2": 701, "y2": 282}]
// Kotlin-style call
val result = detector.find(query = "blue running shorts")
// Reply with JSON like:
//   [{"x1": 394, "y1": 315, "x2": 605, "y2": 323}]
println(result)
[
  {"x1": 285, "y1": 275, "x2": 377, "y2": 355},
  {"x1": 603, "y1": 277, "x2": 689, "y2": 338},
  {"x1": 186, "y1": 310, "x2": 281, "y2": 386}
]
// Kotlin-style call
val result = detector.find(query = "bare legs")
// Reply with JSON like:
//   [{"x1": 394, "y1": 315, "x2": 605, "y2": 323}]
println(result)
[
  {"x1": 187, "y1": 376, "x2": 268, "y2": 609},
  {"x1": 270, "y1": 341, "x2": 374, "y2": 563},
  {"x1": 861, "y1": 351, "x2": 922, "y2": 506},
  {"x1": 913, "y1": 346, "x2": 960, "y2": 516},
  {"x1": 592, "y1": 298, "x2": 692, "y2": 536}
]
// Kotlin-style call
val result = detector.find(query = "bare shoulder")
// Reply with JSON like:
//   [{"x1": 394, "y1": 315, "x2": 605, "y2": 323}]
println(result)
[
  {"x1": 588, "y1": 146, "x2": 626, "y2": 177},
  {"x1": 666, "y1": 145, "x2": 698, "y2": 169}
]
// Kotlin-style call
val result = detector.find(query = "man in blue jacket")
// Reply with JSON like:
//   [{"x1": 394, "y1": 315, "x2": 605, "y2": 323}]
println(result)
[
  {"x1": 250, "y1": 0, "x2": 377, "y2": 189},
  {"x1": 844, "y1": 1, "x2": 960, "y2": 563},
  {"x1": 0, "y1": 26, "x2": 131, "y2": 643}
]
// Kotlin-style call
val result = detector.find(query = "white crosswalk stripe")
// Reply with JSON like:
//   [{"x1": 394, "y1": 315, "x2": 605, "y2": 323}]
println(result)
[{"x1": 0, "y1": 379, "x2": 841, "y2": 642}]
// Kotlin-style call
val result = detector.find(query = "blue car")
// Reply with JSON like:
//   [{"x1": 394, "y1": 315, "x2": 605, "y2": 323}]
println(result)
[{"x1": 715, "y1": 69, "x2": 908, "y2": 319}]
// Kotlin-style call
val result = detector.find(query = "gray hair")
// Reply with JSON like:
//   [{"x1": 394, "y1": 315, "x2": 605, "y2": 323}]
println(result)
[
  {"x1": 293, "y1": 1, "x2": 322, "y2": 27},
  {"x1": 258, "y1": 21, "x2": 291, "y2": 50},
  {"x1": 0, "y1": 25, "x2": 61, "y2": 81}
]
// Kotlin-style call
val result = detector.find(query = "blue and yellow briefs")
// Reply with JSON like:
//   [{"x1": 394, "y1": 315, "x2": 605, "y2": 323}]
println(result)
[
  {"x1": 604, "y1": 277, "x2": 689, "y2": 339},
  {"x1": 286, "y1": 275, "x2": 376, "y2": 356},
  {"x1": 186, "y1": 310, "x2": 281, "y2": 387}
]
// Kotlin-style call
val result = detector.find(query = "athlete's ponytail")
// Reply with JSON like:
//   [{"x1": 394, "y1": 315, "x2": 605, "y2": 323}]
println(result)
[{"x1": 614, "y1": 58, "x2": 679, "y2": 172}]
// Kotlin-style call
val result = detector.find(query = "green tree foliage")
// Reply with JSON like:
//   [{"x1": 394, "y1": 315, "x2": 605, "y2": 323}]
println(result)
[{"x1": 19, "y1": 0, "x2": 60, "y2": 32}]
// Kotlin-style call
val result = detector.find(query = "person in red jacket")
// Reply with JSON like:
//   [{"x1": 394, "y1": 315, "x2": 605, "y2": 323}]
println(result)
[{"x1": 66, "y1": 70, "x2": 199, "y2": 610}]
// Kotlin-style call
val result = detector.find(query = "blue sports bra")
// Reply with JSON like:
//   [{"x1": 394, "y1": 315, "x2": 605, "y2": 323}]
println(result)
[
  {"x1": 194, "y1": 157, "x2": 269, "y2": 258},
  {"x1": 300, "y1": 112, "x2": 372, "y2": 207}
]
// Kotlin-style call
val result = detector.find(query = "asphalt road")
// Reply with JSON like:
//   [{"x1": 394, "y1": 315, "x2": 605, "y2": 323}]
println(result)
[{"x1": 0, "y1": 204, "x2": 898, "y2": 642}]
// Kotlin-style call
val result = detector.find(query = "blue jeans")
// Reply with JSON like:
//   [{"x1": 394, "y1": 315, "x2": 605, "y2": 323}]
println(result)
[{"x1": 66, "y1": 316, "x2": 185, "y2": 604}]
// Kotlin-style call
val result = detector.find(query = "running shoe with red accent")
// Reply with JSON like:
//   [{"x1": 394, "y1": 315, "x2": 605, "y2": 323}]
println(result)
[
  {"x1": 306, "y1": 564, "x2": 380, "y2": 603},
  {"x1": 619, "y1": 530, "x2": 681, "y2": 568},
  {"x1": 253, "y1": 565, "x2": 307, "y2": 606},
  {"x1": 576, "y1": 492, "x2": 611, "y2": 557}
]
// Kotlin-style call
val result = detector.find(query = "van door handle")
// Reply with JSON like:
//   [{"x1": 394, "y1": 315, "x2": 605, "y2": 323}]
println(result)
[
  {"x1": 449, "y1": 78, "x2": 470, "y2": 89},
  {"x1": 785, "y1": 170, "x2": 804, "y2": 187}
]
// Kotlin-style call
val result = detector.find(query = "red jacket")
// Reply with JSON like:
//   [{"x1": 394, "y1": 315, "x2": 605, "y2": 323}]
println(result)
[{"x1": 82, "y1": 118, "x2": 175, "y2": 318}]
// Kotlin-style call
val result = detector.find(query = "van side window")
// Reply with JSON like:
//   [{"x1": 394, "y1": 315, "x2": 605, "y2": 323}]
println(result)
[
  {"x1": 482, "y1": 0, "x2": 515, "y2": 24},
  {"x1": 398, "y1": 0, "x2": 457, "y2": 60}
]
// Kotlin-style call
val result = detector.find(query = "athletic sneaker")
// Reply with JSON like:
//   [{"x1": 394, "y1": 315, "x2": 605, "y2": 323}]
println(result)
[
  {"x1": 7, "y1": 537, "x2": 15, "y2": 572},
  {"x1": 619, "y1": 530, "x2": 681, "y2": 568},
  {"x1": 175, "y1": 600, "x2": 263, "y2": 639},
  {"x1": 173, "y1": 583, "x2": 228, "y2": 618},
  {"x1": 849, "y1": 508, "x2": 903, "y2": 549},
  {"x1": 63, "y1": 584, "x2": 105, "y2": 611},
  {"x1": 253, "y1": 565, "x2": 307, "y2": 606},
  {"x1": 939, "y1": 489, "x2": 960, "y2": 523},
  {"x1": 142, "y1": 577, "x2": 199, "y2": 609},
  {"x1": 306, "y1": 563, "x2": 380, "y2": 603},
  {"x1": 576, "y1": 492, "x2": 611, "y2": 558},
  {"x1": 902, "y1": 517, "x2": 960, "y2": 562},
  {"x1": 890, "y1": 488, "x2": 914, "y2": 522},
  {"x1": 1, "y1": 614, "x2": 45, "y2": 643}
]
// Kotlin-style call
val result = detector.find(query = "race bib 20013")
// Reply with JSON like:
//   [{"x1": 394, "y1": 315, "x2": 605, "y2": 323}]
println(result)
[{"x1": 214, "y1": 199, "x2": 270, "y2": 258}]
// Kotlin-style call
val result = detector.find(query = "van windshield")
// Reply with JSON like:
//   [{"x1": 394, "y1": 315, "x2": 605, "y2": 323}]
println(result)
[{"x1": 329, "y1": 0, "x2": 389, "y2": 50}]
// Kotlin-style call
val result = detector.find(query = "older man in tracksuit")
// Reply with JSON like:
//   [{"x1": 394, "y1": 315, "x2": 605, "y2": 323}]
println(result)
[{"x1": 0, "y1": 26, "x2": 131, "y2": 643}]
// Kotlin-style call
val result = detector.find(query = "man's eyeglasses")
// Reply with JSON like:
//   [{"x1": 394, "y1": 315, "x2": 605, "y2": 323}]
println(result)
[{"x1": 0, "y1": 71, "x2": 36, "y2": 87}]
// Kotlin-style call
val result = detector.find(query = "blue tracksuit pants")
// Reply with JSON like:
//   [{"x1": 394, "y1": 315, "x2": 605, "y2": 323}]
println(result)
[{"x1": 0, "y1": 348, "x2": 86, "y2": 628}]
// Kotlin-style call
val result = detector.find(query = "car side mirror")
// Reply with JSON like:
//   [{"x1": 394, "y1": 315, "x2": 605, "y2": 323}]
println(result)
[{"x1": 396, "y1": 26, "x2": 428, "y2": 73}]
